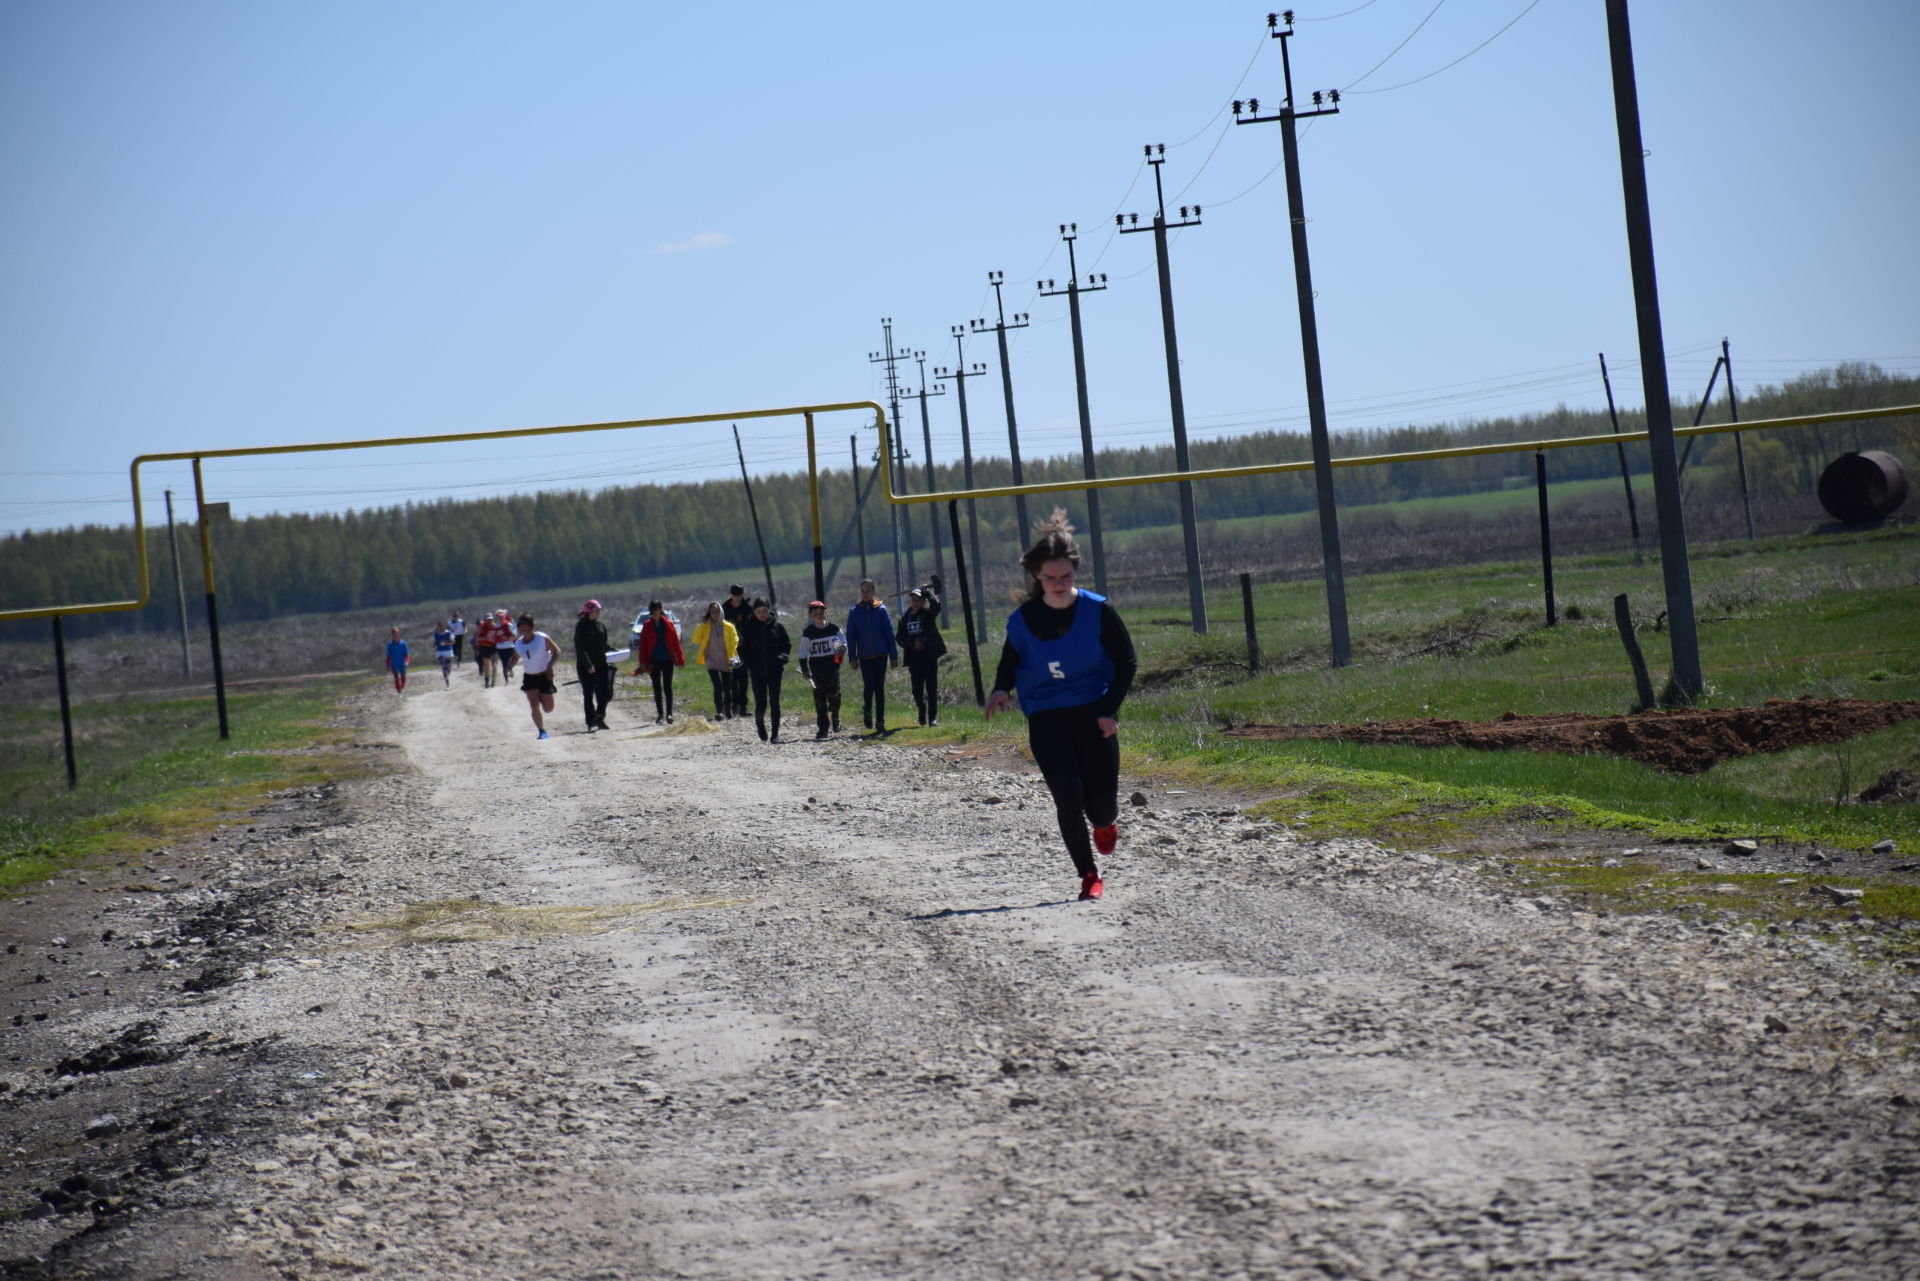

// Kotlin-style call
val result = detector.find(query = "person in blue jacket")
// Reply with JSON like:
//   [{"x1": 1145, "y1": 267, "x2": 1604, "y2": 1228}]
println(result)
[
  {"x1": 984, "y1": 519, "x2": 1137, "y2": 901},
  {"x1": 844, "y1": 578, "x2": 898, "y2": 733},
  {"x1": 384, "y1": 627, "x2": 410, "y2": 695}
]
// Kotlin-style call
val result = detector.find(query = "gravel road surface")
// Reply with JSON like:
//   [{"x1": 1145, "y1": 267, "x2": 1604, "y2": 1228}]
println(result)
[{"x1": 6, "y1": 676, "x2": 1917, "y2": 1280}]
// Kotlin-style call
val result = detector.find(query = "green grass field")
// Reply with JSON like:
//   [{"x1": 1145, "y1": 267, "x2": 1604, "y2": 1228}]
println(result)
[
  {"x1": 912, "y1": 522, "x2": 1920, "y2": 852},
  {"x1": 0, "y1": 675, "x2": 368, "y2": 890}
]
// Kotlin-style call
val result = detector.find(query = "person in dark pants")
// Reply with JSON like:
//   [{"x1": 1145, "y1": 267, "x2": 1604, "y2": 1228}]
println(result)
[
  {"x1": 984, "y1": 517, "x2": 1137, "y2": 902},
  {"x1": 737, "y1": 597, "x2": 792, "y2": 743},
  {"x1": 797, "y1": 600, "x2": 845, "y2": 738},
  {"x1": 573, "y1": 598, "x2": 614, "y2": 732},
  {"x1": 449, "y1": 612, "x2": 465, "y2": 665},
  {"x1": 633, "y1": 601, "x2": 684, "y2": 724},
  {"x1": 843, "y1": 578, "x2": 897, "y2": 733},
  {"x1": 722, "y1": 584, "x2": 752, "y2": 728},
  {"x1": 896, "y1": 588, "x2": 947, "y2": 725}
]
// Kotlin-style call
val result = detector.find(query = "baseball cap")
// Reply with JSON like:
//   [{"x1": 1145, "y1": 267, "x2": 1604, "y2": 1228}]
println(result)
[
  {"x1": 582, "y1": 598, "x2": 601, "y2": 613},
  {"x1": 807, "y1": 600, "x2": 826, "y2": 610}
]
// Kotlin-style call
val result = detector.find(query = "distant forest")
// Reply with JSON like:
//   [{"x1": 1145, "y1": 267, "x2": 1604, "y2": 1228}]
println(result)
[{"x1": 4, "y1": 363, "x2": 1915, "y2": 641}]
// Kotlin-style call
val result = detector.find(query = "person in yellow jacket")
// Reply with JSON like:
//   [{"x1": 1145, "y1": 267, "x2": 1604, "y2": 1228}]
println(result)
[{"x1": 688, "y1": 601, "x2": 741, "y2": 720}]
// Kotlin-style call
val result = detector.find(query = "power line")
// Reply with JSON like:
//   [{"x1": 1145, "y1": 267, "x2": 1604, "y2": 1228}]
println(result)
[
  {"x1": 1341, "y1": 0, "x2": 1447, "y2": 91},
  {"x1": 1348, "y1": 0, "x2": 1545, "y2": 95}
]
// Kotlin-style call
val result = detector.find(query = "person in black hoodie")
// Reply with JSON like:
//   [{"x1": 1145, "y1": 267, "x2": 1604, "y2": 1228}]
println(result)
[
  {"x1": 573, "y1": 599, "x2": 613, "y2": 732},
  {"x1": 896, "y1": 587, "x2": 947, "y2": 726},
  {"x1": 722, "y1": 584, "x2": 753, "y2": 728},
  {"x1": 736, "y1": 596, "x2": 792, "y2": 743}
]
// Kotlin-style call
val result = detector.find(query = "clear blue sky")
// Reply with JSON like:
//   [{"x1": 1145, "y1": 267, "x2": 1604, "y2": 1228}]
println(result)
[{"x1": 4, "y1": 0, "x2": 1916, "y2": 539}]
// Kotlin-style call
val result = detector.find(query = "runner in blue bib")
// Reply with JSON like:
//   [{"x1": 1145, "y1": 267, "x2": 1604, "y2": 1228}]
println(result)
[{"x1": 984, "y1": 519, "x2": 1138, "y2": 901}]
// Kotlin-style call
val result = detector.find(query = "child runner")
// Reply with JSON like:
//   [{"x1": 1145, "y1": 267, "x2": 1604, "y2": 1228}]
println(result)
[
  {"x1": 633, "y1": 601, "x2": 685, "y2": 724},
  {"x1": 573, "y1": 599, "x2": 614, "y2": 732},
  {"x1": 897, "y1": 587, "x2": 947, "y2": 725},
  {"x1": 495, "y1": 610, "x2": 520, "y2": 680},
  {"x1": 844, "y1": 579, "x2": 897, "y2": 733},
  {"x1": 449, "y1": 612, "x2": 465, "y2": 665},
  {"x1": 688, "y1": 602, "x2": 739, "y2": 720},
  {"x1": 511, "y1": 613, "x2": 560, "y2": 739},
  {"x1": 797, "y1": 600, "x2": 846, "y2": 739},
  {"x1": 473, "y1": 611, "x2": 506, "y2": 688},
  {"x1": 432, "y1": 620, "x2": 455, "y2": 687},
  {"x1": 983, "y1": 519, "x2": 1138, "y2": 901},
  {"x1": 737, "y1": 596, "x2": 792, "y2": 743},
  {"x1": 384, "y1": 627, "x2": 410, "y2": 695}
]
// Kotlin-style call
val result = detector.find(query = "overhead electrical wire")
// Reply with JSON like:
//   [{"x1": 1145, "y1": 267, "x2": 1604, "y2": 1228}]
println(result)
[
  {"x1": 1340, "y1": 0, "x2": 1447, "y2": 91},
  {"x1": 1347, "y1": 0, "x2": 1545, "y2": 95}
]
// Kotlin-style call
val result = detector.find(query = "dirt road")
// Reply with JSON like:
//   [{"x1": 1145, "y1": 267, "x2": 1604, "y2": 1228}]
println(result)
[{"x1": 6, "y1": 674, "x2": 1918, "y2": 1279}]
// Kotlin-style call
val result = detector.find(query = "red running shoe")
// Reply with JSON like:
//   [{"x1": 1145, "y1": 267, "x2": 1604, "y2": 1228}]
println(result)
[
  {"x1": 1079, "y1": 872, "x2": 1104, "y2": 901},
  {"x1": 1092, "y1": 823, "x2": 1118, "y2": 855}
]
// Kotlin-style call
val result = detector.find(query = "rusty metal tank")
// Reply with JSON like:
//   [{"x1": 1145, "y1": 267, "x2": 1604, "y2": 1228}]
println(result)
[{"x1": 1816, "y1": 450, "x2": 1908, "y2": 523}]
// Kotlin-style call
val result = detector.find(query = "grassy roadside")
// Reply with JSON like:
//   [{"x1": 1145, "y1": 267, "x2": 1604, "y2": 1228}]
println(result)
[{"x1": 0, "y1": 675, "x2": 373, "y2": 891}]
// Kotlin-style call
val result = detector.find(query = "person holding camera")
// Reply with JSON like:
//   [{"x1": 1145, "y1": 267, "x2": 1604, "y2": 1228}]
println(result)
[{"x1": 896, "y1": 587, "x2": 946, "y2": 726}]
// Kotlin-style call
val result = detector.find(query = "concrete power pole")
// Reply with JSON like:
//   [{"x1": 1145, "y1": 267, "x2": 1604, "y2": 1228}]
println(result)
[
  {"x1": 969, "y1": 273, "x2": 1032, "y2": 548},
  {"x1": 937, "y1": 327, "x2": 992, "y2": 642},
  {"x1": 1604, "y1": 0, "x2": 1702, "y2": 701},
  {"x1": 910, "y1": 351, "x2": 947, "y2": 586},
  {"x1": 868, "y1": 318, "x2": 912, "y2": 592},
  {"x1": 1119, "y1": 144, "x2": 1208, "y2": 634},
  {"x1": 1038, "y1": 223, "x2": 1111, "y2": 597},
  {"x1": 1233, "y1": 11, "x2": 1352, "y2": 666}
]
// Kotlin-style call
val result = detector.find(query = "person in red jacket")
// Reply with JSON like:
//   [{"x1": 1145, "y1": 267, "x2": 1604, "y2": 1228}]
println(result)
[{"x1": 632, "y1": 601, "x2": 685, "y2": 724}]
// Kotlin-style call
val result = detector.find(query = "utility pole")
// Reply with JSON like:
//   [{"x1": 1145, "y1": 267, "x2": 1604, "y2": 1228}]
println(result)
[
  {"x1": 164, "y1": 489, "x2": 192, "y2": 678},
  {"x1": 1605, "y1": 0, "x2": 1702, "y2": 702},
  {"x1": 911, "y1": 351, "x2": 948, "y2": 588},
  {"x1": 1234, "y1": 11, "x2": 1351, "y2": 666},
  {"x1": 1038, "y1": 223, "x2": 1111, "y2": 596},
  {"x1": 850, "y1": 434, "x2": 868, "y2": 582},
  {"x1": 731, "y1": 424, "x2": 777, "y2": 607},
  {"x1": 937, "y1": 327, "x2": 992, "y2": 642},
  {"x1": 1723, "y1": 337, "x2": 1753, "y2": 540},
  {"x1": 1597, "y1": 352, "x2": 1645, "y2": 563},
  {"x1": 1119, "y1": 144, "x2": 1208, "y2": 634},
  {"x1": 869, "y1": 319, "x2": 912, "y2": 591},
  {"x1": 970, "y1": 272, "x2": 1031, "y2": 545}
]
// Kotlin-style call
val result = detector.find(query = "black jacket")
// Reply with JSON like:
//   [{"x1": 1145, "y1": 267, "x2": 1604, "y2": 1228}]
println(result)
[
  {"x1": 573, "y1": 615, "x2": 610, "y2": 669},
  {"x1": 736, "y1": 615, "x2": 792, "y2": 676},
  {"x1": 896, "y1": 608, "x2": 947, "y2": 662}
]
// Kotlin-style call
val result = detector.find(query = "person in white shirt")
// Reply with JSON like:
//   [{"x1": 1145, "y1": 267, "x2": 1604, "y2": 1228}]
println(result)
[{"x1": 511, "y1": 613, "x2": 561, "y2": 740}]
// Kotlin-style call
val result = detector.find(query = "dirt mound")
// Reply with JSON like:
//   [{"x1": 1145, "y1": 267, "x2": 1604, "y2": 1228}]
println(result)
[{"x1": 1226, "y1": 696, "x2": 1920, "y2": 776}]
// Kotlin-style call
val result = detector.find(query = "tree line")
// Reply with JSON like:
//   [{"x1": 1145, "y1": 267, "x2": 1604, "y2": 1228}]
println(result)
[{"x1": 5, "y1": 363, "x2": 1914, "y2": 642}]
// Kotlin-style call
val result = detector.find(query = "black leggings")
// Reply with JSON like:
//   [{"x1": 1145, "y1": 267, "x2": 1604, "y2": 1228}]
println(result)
[
  {"x1": 751, "y1": 669, "x2": 784, "y2": 738},
  {"x1": 706, "y1": 668, "x2": 732, "y2": 717},
  {"x1": 647, "y1": 664, "x2": 675, "y2": 718},
  {"x1": 907, "y1": 655, "x2": 939, "y2": 721},
  {"x1": 1027, "y1": 705, "x2": 1120, "y2": 877}
]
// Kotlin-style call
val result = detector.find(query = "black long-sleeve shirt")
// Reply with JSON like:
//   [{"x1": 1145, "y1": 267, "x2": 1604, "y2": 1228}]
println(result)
[
  {"x1": 573, "y1": 615, "x2": 610, "y2": 669},
  {"x1": 992, "y1": 596, "x2": 1138, "y2": 720}
]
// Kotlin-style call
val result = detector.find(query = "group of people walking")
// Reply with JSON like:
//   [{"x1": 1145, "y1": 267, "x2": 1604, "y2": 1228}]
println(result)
[{"x1": 378, "y1": 519, "x2": 1136, "y2": 900}]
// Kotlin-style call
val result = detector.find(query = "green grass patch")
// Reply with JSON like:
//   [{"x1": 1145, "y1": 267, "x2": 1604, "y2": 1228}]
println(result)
[
  {"x1": 0, "y1": 676, "x2": 372, "y2": 891},
  {"x1": 937, "y1": 523, "x2": 1920, "y2": 852}
]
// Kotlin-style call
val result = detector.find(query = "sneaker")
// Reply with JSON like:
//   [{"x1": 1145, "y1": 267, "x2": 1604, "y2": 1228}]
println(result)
[
  {"x1": 595, "y1": 718, "x2": 610, "y2": 730},
  {"x1": 928, "y1": 717, "x2": 939, "y2": 727},
  {"x1": 815, "y1": 727, "x2": 828, "y2": 740},
  {"x1": 1078, "y1": 872, "x2": 1104, "y2": 901},
  {"x1": 666, "y1": 714, "x2": 674, "y2": 724},
  {"x1": 832, "y1": 719, "x2": 842, "y2": 732},
  {"x1": 1093, "y1": 823, "x2": 1118, "y2": 855},
  {"x1": 537, "y1": 729, "x2": 549, "y2": 740}
]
